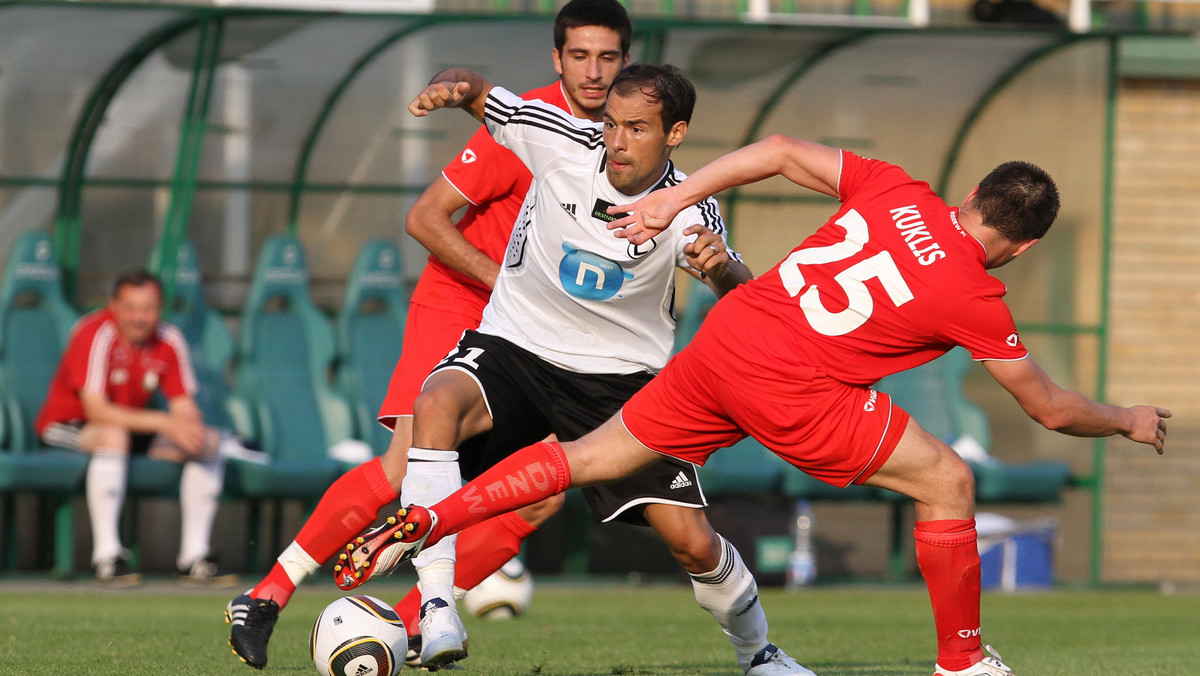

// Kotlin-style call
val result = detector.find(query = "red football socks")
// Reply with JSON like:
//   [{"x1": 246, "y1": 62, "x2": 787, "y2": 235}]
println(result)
[
  {"x1": 914, "y1": 518, "x2": 984, "y2": 671},
  {"x1": 394, "y1": 510, "x2": 537, "y2": 635},
  {"x1": 251, "y1": 458, "x2": 397, "y2": 607},
  {"x1": 427, "y1": 441, "x2": 570, "y2": 544}
]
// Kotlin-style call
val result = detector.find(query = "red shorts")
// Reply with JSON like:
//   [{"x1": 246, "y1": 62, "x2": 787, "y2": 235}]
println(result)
[
  {"x1": 621, "y1": 342, "x2": 909, "y2": 488},
  {"x1": 376, "y1": 300, "x2": 484, "y2": 428}
]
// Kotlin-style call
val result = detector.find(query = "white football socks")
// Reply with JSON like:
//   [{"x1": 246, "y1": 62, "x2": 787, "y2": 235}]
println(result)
[
  {"x1": 177, "y1": 456, "x2": 225, "y2": 570},
  {"x1": 86, "y1": 449, "x2": 128, "y2": 565},
  {"x1": 690, "y1": 536, "x2": 771, "y2": 671},
  {"x1": 403, "y1": 448, "x2": 462, "y2": 606}
]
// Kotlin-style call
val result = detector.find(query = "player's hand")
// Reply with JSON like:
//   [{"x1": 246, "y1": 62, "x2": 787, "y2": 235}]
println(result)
[
  {"x1": 409, "y1": 81, "x2": 472, "y2": 117},
  {"x1": 607, "y1": 186, "x2": 685, "y2": 245},
  {"x1": 1125, "y1": 405, "x2": 1171, "y2": 454},
  {"x1": 164, "y1": 410, "x2": 207, "y2": 455},
  {"x1": 683, "y1": 225, "x2": 730, "y2": 277}
]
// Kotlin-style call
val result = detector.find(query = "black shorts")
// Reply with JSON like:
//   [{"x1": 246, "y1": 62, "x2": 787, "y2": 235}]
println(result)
[{"x1": 429, "y1": 330, "x2": 707, "y2": 525}]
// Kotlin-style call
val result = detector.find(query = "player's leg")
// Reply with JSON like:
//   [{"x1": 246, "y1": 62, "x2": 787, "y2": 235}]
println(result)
[
  {"x1": 862, "y1": 417, "x2": 1010, "y2": 675},
  {"x1": 74, "y1": 422, "x2": 140, "y2": 586},
  {"x1": 147, "y1": 427, "x2": 237, "y2": 587},
  {"x1": 394, "y1": 366, "x2": 495, "y2": 668}
]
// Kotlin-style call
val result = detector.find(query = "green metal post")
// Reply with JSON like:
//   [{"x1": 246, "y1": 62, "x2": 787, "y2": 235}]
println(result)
[
  {"x1": 1090, "y1": 35, "x2": 1120, "y2": 586},
  {"x1": 154, "y1": 15, "x2": 225, "y2": 306}
]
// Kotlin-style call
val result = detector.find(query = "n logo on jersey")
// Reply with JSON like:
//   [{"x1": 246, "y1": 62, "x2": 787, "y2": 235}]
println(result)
[
  {"x1": 461, "y1": 149, "x2": 477, "y2": 164},
  {"x1": 559, "y1": 243, "x2": 633, "y2": 301}
]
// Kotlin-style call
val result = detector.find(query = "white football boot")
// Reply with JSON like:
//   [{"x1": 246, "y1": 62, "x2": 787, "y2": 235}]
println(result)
[
  {"x1": 418, "y1": 597, "x2": 468, "y2": 668},
  {"x1": 745, "y1": 643, "x2": 819, "y2": 676},
  {"x1": 934, "y1": 645, "x2": 1014, "y2": 676}
]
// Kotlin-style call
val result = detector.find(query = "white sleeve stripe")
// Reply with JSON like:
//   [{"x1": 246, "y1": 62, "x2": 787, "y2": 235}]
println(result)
[
  {"x1": 441, "y1": 171, "x2": 479, "y2": 206},
  {"x1": 84, "y1": 324, "x2": 116, "y2": 395},
  {"x1": 158, "y1": 323, "x2": 198, "y2": 395}
]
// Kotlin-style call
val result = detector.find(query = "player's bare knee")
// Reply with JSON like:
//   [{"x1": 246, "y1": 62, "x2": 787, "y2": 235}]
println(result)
[{"x1": 85, "y1": 423, "x2": 130, "y2": 453}]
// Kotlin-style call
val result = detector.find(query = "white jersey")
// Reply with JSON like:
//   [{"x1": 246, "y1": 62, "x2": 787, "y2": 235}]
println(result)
[{"x1": 477, "y1": 86, "x2": 737, "y2": 375}]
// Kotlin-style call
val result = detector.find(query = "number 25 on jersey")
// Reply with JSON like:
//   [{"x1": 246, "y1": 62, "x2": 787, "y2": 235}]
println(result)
[{"x1": 779, "y1": 209, "x2": 915, "y2": 337}]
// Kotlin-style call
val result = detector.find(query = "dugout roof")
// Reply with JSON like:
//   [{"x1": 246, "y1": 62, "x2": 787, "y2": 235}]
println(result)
[{"x1": 0, "y1": 3, "x2": 1158, "y2": 308}]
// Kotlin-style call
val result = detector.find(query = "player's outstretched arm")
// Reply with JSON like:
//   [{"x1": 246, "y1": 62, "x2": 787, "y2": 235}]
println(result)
[
  {"x1": 608, "y1": 134, "x2": 843, "y2": 245},
  {"x1": 985, "y1": 357, "x2": 1171, "y2": 454},
  {"x1": 408, "y1": 68, "x2": 493, "y2": 122}
]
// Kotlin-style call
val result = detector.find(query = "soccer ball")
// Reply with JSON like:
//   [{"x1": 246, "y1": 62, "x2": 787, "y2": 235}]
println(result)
[
  {"x1": 310, "y1": 595, "x2": 407, "y2": 676},
  {"x1": 460, "y1": 557, "x2": 534, "y2": 620}
]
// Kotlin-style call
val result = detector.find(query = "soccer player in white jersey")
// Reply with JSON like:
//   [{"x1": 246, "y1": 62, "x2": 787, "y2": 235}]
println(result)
[{"x1": 335, "y1": 64, "x2": 815, "y2": 676}]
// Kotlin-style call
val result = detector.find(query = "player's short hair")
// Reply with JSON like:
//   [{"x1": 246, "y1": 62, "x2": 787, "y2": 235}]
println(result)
[
  {"x1": 554, "y1": 0, "x2": 632, "y2": 57},
  {"x1": 610, "y1": 63, "x2": 696, "y2": 132},
  {"x1": 973, "y1": 161, "x2": 1060, "y2": 242},
  {"x1": 111, "y1": 268, "x2": 163, "y2": 298}
]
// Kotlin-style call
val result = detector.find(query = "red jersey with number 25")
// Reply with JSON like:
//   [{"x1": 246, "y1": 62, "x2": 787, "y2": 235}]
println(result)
[
  {"x1": 409, "y1": 81, "x2": 572, "y2": 317},
  {"x1": 35, "y1": 308, "x2": 196, "y2": 434},
  {"x1": 718, "y1": 150, "x2": 1027, "y2": 389}
]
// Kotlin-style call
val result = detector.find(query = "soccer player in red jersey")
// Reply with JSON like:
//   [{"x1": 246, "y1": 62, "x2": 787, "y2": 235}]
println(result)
[
  {"x1": 366, "y1": 135, "x2": 1171, "y2": 676},
  {"x1": 228, "y1": 1, "x2": 641, "y2": 670},
  {"x1": 37, "y1": 269, "x2": 235, "y2": 588}
]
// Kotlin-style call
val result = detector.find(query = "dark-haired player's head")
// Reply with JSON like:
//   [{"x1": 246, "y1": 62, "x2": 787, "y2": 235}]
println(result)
[
  {"x1": 109, "y1": 269, "x2": 163, "y2": 346},
  {"x1": 552, "y1": 0, "x2": 633, "y2": 121},
  {"x1": 603, "y1": 64, "x2": 695, "y2": 196},
  {"x1": 973, "y1": 161, "x2": 1060, "y2": 242},
  {"x1": 610, "y1": 63, "x2": 696, "y2": 131}
]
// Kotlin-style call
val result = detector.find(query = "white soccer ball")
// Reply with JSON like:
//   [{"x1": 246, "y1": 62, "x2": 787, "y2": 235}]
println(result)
[
  {"x1": 310, "y1": 595, "x2": 406, "y2": 676},
  {"x1": 460, "y1": 557, "x2": 534, "y2": 620}
]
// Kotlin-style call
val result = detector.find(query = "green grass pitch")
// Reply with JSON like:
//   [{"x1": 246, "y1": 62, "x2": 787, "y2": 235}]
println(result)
[{"x1": 0, "y1": 577, "x2": 1195, "y2": 675}]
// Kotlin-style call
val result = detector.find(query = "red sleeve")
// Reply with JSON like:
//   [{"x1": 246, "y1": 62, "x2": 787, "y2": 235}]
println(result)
[
  {"x1": 157, "y1": 324, "x2": 197, "y2": 399},
  {"x1": 70, "y1": 314, "x2": 110, "y2": 397},
  {"x1": 441, "y1": 124, "x2": 525, "y2": 206},
  {"x1": 943, "y1": 294, "x2": 1028, "y2": 362},
  {"x1": 837, "y1": 150, "x2": 913, "y2": 204}
]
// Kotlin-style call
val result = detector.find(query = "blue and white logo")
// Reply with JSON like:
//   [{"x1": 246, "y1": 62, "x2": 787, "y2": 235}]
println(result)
[{"x1": 559, "y1": 243, "x2": 633, "y2": 301}]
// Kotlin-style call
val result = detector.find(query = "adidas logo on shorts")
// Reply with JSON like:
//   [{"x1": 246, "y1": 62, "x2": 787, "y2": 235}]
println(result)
[{"x1": 669, "y1": 471, "x2": 692, "y2": 490}]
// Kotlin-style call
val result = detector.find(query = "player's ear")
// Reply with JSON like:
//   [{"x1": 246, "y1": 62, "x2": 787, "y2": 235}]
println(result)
[
  {"x1": 552, "y1": 48, "x2": 564, "y2": 77},
  {"x1": 666, "y1": 120, "x2": 687, "y2": 150}
]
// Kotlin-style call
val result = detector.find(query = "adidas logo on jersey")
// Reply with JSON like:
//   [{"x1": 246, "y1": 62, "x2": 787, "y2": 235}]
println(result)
[
  {"x1": 560, "y1": 202, "x2": 578, "y2": 219},
  {"x1": 669, "y1": 471, "x2": 692, "y2": 490}
]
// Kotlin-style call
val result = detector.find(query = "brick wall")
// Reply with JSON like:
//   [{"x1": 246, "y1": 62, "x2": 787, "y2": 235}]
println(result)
[{"x1": 1105, "y1": 79, "x2": 1200, "y2": 583}]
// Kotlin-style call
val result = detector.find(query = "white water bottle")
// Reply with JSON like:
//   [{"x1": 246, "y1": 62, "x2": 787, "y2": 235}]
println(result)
[{"x1": 785, "y1": 499, "x2": 816, "y2": 590}]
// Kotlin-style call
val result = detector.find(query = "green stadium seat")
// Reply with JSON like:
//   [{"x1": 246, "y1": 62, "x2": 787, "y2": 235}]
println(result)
[
  {"x1": 0, "y1": 232, "x2": 87, "y2": 575},
  {"x1": 334, "y1": 238, "x2": 407, "y2": 457},
  {"x1": 226, "y1": 235, "x2": 349, "y2": 567}
]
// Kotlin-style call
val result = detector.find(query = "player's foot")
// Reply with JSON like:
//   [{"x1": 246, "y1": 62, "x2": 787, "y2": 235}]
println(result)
[
  {"x1": 225, "y1": 591, "x2": 280, "y2": 670},
  {"x1": 94, "y1": 554, "x2": 142, "y2": 588},
  {"x1": 934, "y1": 645, "x2": 1014, "y2": 676},
  {"x1": 179, "y1": 556, "x2": 239, "y2": 588},
  {"x1": 406, "y1": 631, "x2": 465, "y2": 671},
  {"x1": 418, "y1": 597, "x2": 468, "y2": 668},
  {"x1": 333, "y1": 505, "x2": 437, "y2": 591},
  {"x1": 745, "y1": 643, "x2": 818, "y2": 676}
]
